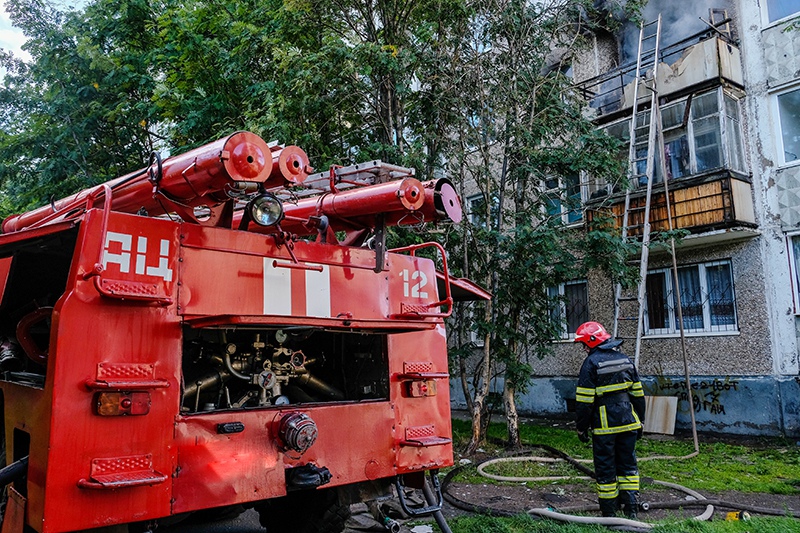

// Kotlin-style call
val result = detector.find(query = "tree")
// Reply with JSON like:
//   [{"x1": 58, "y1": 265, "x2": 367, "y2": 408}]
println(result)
[
  {"x1": 432, "y1": 0, "x2": 642, "y2": 451},
  {"x1": 0, "y1": 0, "x2": 161, "y2": 213}
]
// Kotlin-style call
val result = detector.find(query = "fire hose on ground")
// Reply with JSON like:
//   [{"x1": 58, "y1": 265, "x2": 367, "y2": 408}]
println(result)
[{"x1": 436, "y1": 445, "x2": 799, "y2": 531}]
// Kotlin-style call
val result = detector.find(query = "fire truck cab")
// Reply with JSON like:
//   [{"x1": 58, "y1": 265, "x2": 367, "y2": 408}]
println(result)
[{"x1": 0, "y1": 132, "x2": 486, "y2": 532}]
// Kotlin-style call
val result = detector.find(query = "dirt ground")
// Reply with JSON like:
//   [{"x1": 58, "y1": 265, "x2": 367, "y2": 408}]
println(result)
[
  {"x1": 343, "y1": 478, "x2": 800, "y2": 532},
  {"x1": 442, "y1": 480, "x2": 800, "y2": 521},
  {"x1": 343, "y1": 415, "x2": 800, "y2": 532}
]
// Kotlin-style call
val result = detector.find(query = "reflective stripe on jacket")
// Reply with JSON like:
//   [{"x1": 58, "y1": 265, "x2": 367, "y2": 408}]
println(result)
[{"x1": 575, "y1": 339, "x2": 646, "y2": 435}]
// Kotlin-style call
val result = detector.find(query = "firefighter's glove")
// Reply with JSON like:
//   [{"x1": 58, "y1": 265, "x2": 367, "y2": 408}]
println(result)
[
  {"x1": 577, "y1": 430, "x2": 590, "y2": 443},
  {"x1": 637, "y1": 427, "x2": 644, "y2": 439}
]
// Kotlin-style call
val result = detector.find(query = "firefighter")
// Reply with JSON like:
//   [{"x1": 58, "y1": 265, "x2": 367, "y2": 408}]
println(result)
[{"x1": 574, "y1": 321, "x2": 646, "y2": 519}]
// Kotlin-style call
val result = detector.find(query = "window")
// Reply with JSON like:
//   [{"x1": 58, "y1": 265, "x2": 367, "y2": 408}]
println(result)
[
  {"x1": 724, "y1": 94, "x2": 745, "y2": 172},
  {"x1": 543, "y1": 175, "x2": 582, "y2": 224},
  {"x1": 789, "y1": 235, "x2": 800, "y2": 313},
  {"x1": 548, "y1": 280, "x2": 589, "y2": 339},
  {"x1": 644, "y1": 260, "x2": 737, "y2": 335},
  {"x1": 467, "y1": 193, "x2": 499, "y2": 227},
  {"x1": 633, "y1": 109, "x2": 653, "y2": 185},
  {"x1": 593, "y1": 120, "x2": 631, "y2": 196},
  {"x1": 692, "y1": 92, "x2": 723, "y2": 172},
  {"x1": 767, "y1": 0, "x2": 800, "y2": 23},
  {"x1": 776, "y1": 87, "x2": 800, "y2": 165},
  {"x1": 595, "y1": 89, "x2": 745, "y2": 192},
  {"x1": 467, "y1": 304, "x2": 486, "y2": 347},
  {"x1": 662, "y1": 101, "x2": 690, "y2": 180}
]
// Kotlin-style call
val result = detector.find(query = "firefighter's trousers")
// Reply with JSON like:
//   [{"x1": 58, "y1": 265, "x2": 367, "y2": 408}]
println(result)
[{"x1": 592, "y1": 430, "x2": 639, "y2": 510}]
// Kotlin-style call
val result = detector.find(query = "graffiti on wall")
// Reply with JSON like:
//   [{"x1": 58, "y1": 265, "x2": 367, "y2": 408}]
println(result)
[{"x1": 655, "y1": 377, "x2": 740, "y2": 416}]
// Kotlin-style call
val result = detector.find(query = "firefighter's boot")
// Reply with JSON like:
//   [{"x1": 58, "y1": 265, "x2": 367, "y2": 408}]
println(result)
[
  {"x1": 598, "y1": 498, "x2": 618, "y2": 517},
  {"x1": 620, "y1": 493, "x2": 638, "y2": 520}
]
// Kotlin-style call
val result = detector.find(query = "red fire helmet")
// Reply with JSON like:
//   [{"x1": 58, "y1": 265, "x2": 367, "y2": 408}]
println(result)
[{"x1": 574, "y1": 321, "x2": 611, "y2": 349}]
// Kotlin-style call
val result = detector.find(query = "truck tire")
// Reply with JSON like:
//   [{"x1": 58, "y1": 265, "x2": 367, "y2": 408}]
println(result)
[{"x1": 255, "y1": 488, "x2": 350, "y2": 533}]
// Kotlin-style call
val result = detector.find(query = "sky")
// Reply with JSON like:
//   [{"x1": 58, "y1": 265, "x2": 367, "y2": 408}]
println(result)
[{"x1": 0, "y1": 0, "x2": 30, "y2": 61}]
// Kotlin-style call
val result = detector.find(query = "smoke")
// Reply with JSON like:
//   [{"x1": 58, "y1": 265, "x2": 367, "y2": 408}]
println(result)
[{"x1": 619, "y1": 0, "x2": 735, "y2": 64}]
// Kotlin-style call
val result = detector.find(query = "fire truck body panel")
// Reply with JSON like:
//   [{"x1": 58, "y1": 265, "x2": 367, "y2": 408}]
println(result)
[
  {"x1": 25, "y1": 214, "x2": 179, "y2": 531},
  {"x1": 0, "y1": 132, "x2": 481, "y2": 532},
  {"x1": 176, "y1": 220, "x2": 441, "y2": 324},
  {"x1": 171, "y1": 402, "x2": 398, "y2": 512},
  {"x1": 42, "y1": 298, "x2": 178, "y2": 530},
  {"x1": 0, "y1": 212, "x2": 454, "y2": 531},
  {"x1": 172, "y1": 410, "x2": 289, "y2": 511}
]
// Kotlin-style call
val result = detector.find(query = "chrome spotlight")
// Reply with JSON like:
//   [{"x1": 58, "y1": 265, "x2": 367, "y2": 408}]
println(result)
[{"x1": 248, "y1": 193, "x2": 284, "y2": 227}]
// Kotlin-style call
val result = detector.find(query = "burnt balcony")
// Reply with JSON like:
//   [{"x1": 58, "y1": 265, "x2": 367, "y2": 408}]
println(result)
[
  {"x1": 576, "y1": 34, "x2": 743, "y2": 122},
  {"x1": 586, "y1": 170, "x2": 757, "y2": 241}
]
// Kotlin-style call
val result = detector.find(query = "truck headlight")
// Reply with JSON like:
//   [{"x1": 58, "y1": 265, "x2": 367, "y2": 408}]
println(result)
[{"x1": 248, "y1": 193, "x2": 284, "y2": 226}]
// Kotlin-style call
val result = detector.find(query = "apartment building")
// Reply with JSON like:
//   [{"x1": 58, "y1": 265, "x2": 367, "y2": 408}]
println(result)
[{"x1": 453, "y1": 1, "x2": 800, "y2": 437}]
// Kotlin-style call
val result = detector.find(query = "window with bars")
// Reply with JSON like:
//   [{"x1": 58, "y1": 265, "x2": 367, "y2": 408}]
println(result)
[
  {"x1": 548, "y1": 280, "x2": 589, "y2": 339},
  {"x1": 644, "y1": 260, "x2": 738, "y2": 335}
]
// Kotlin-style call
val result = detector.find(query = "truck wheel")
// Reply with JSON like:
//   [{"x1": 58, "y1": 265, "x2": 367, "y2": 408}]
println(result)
[{"x1": 255, "y1": 488, "x2": 350, "y2": 533}]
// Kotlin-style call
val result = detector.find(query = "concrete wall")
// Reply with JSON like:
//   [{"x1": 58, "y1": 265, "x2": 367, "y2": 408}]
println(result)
[
  {"x1": 451, "y1": 375, "x2": 800, "y2": 437},
  {"x1": 738, "y1": 0, "x2": 800, "y2": 374},
  {"x1": 541, "y1": 238, "x2": 775, "y2": 377}
]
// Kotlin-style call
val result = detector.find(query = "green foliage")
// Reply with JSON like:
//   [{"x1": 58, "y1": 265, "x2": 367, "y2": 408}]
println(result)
[
  {"x1": 451, "y1": 418, "x2": 593, "y2": 460},
  {"x1": 782, "y1": 16, "x2": 800, "y2": 33},
  {"x1": 0, "y1": 0, "x2": 158, "y2": 214},
  {"x1": 448, "y1": 513, "x2": 609, "y2": 533},
  {"x1": 640, "y1": 440, "x2": 800, "y2": 495},
  {"x1": 452, "y1": 418, "x2": 800, "y2": 495},
  {"x1": 0, "y1": 0, "x2": 477, "y2": 215},
  {"x1": 438, "y1": 0, "x2": 643, "y2": 448}
]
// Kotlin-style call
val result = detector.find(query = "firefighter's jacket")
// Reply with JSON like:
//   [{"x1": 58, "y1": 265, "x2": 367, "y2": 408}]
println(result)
[{"x1": 576, "y1": 339, "x2": 646, "y2": 435}]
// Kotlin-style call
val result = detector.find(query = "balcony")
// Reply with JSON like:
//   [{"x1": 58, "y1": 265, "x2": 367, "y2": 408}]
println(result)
[
  {"x1": 577, "y1": 35, "x2": 743, "y2": 122},
  {"x1": 586, "y1": 171, "x2": 757, "y2": 244},
  {"x1": 576, "y1": 25, "x2": 755, "y2": 246}
]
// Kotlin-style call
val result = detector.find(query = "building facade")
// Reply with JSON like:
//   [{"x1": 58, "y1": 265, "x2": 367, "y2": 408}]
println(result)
[{"x1": 452, "y1": 0, "x2": 800, "y2": 437}]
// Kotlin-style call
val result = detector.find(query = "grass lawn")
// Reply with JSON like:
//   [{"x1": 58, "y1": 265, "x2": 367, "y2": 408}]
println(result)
[{"x1": 441, "y1": 418, "x2": 800, "y2": 533}]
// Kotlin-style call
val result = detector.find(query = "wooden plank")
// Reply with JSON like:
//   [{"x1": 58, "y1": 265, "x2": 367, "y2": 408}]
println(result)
[{"x1": 731, "y1": 178, "x2": 756, "y2": 223}]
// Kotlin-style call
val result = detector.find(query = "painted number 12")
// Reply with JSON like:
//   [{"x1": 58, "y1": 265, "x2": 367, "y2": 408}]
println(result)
[{"x1": 400, "y1": 269, "x2": 428, "y2": 298}]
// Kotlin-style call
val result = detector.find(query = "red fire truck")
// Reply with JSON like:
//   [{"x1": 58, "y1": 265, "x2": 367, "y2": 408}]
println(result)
[{"x1": 0, "y1": 132, "x2": 487, "y2": 532}]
